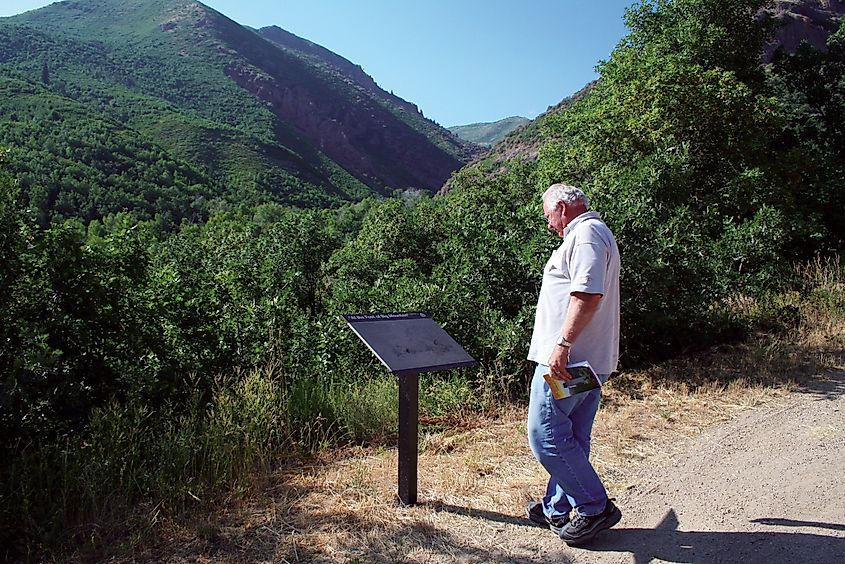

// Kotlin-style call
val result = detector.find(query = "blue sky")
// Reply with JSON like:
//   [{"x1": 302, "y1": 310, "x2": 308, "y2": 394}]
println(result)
[{"x1": 2, "y1": 0, "x2": 634, "y2": 127}]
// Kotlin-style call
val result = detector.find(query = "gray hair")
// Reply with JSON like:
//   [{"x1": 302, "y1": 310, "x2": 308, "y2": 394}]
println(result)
[{"x1": 542, "y1": 183, "x2": 589, "y2": 208}]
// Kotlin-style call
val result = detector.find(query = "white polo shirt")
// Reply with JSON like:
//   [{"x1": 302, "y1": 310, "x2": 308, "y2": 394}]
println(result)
[{"x1": 527, "y1": 211, "x2": 621, "y2": 375}]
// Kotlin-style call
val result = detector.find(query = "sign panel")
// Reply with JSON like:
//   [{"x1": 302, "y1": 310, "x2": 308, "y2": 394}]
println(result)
[
  {"x1": 342, "y1": 312, "x2": 476, "y2": 376},
  {"x1": 343, "y1": 311, "x2": 476, "y2": 505}
]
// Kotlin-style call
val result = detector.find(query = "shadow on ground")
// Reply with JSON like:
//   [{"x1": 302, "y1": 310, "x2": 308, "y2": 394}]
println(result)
[
  {"x1": 423, "y1": 501, "x2": 538, "y2": 529},
  {"x1": 424, "y1": 505, "x2": 845, "y2": 564},
  {"x1": 608, "y1": 344, "x2": 845, "y2": 403},
  {"x1": 794, "y1": 364, "x2": 845, "y2": 400},
  {"x1": 554, "y1": 509, "x2": 845, "y2": 564}
]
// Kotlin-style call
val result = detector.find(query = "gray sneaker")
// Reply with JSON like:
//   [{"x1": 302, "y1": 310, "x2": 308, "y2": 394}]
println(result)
[
  {"x1": 558, "y1": 498, "x2": 621, "y2": 546},
  {"x1": 526, "y1": 501, "x2": 570, "y2": 533}
]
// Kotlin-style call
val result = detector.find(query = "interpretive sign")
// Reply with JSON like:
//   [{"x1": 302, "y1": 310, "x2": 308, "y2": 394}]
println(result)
[
  {"x1": 342, "y1": 312, "x2": 476, "y2": 505},
  {"x1": 343, "y1": 312, "x2": 476, "y2": 376}
]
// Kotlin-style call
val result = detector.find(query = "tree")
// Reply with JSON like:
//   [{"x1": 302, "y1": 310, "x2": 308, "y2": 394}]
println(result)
[
  {"x1": 537, "y1": 0, "x2": 796, "y2": 361},
  {"x1": 767, "y1": 21, "x2": 845, "y2": 252}
]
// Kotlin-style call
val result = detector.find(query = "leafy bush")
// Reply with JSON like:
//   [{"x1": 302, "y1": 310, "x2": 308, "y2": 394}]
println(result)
[{"x1": 533, "y1": 0, "x2": 842, "y2": 362}]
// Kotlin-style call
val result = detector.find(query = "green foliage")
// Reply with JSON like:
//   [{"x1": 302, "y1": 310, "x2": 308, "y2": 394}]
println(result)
[
  {"x1": 1, "y1": 201, "x2": 155, "y2": 445},
  {"x1": 0, "y1": 168, "x2": 27, "y2": 426},
  {"x1": 622, "y1": 0, "x2": 776, "y2": 83},
  {"x1": 0, "y1": 74, "x2": 223, "y2": 225},
  {"x1": 767, "y1": 22, "x2": 845, "y2": 252},
  {"x1": 534, "y1": 0, "x2": 843, "y2": 361},
  {"x1": 4, "y1": 0, "x2": 845, "y2": 559}
]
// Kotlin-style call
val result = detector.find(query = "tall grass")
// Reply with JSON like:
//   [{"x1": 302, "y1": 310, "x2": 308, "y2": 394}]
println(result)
[
  {"x1": 797, "y1": 257, "x2": 845, "y2": 345},
  {"x1": 0, "y1": 364, "x2": 403, "y2": 560},
  {"x1": 0, "y1": 361, "x2": 507, "y2": 559}
]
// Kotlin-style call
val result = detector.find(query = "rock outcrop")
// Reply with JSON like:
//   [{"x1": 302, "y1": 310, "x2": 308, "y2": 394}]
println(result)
[{"x1": 764, "y1": 0, "x2": 845, "y2": 60}]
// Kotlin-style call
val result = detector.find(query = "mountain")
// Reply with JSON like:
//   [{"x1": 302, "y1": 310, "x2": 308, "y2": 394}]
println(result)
[
  {"x1": 448, "y1": 116, "x2": 530, "y2": 147},
  {"x1": 0, "y1": 0, "x2": 477, "y2": 223},
  {"x1": 436, "y1": 85, "x2": 593, "y2": 196}
]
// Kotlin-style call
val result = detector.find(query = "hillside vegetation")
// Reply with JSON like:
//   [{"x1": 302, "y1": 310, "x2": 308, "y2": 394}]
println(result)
[
  {"x1": 0, "y1": 0, "x2": 474, "y2": 223},
  {"x1": 471, "y1": 0, "x2": 845, "y2": 173},
  {"x1": 1, "y1": 0, "x2": 844, "y2": 560}
]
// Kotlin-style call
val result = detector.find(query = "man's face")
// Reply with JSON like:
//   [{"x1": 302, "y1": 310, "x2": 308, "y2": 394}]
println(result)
[{"x1": 543, "y1": 198, "x2": 566, "y2": 237}]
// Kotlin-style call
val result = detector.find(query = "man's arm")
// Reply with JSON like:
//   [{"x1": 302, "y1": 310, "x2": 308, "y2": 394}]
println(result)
[{"x1": 548, "y1": 291, "x2": 602, "y2": 381}]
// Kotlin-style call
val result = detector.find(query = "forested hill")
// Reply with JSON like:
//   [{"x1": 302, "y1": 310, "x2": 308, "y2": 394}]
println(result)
[
  {"x1": 448, "y1": 116, "x2": 531, "y2": 146},
  {"x1": 0, "y1": 0, "x2": 478, "y2": 224}
]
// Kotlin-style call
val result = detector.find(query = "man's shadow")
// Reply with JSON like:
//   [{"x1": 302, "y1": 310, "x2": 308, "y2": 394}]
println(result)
[
  {"x1": 562, "y1": 509, "x2": 845, "y2": 563},
  {"x1": 432, "y1": 504, "x2": 845, "y2": 563}
]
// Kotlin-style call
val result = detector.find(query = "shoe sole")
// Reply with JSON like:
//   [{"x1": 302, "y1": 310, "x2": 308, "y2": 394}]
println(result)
[{"x1": 561, "y1": 506, "x2": 622, "y2": 547}]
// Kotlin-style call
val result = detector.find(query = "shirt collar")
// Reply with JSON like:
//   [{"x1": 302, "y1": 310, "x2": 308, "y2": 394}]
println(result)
[{"x1": 563, "y1": 210, "x2": 602, "y2": 238}]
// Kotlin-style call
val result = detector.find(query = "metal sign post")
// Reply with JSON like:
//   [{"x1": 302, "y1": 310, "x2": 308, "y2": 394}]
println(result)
[
  {"x1": 342, "y1": 312, "x2": 476, "y2": 505},
  {"x1": 398, "y1": 372, "x2": 419, "y2": 504}
]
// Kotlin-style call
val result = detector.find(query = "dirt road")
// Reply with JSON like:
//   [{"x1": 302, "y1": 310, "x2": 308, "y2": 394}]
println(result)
[{"x1": 542, "y1": 370, "x2": 845, "y2": 563}]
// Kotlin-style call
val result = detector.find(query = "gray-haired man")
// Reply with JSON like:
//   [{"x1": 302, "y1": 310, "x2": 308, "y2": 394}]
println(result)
[{"x1": 526, "y1": 183, "x2": 622, "y2": 546}]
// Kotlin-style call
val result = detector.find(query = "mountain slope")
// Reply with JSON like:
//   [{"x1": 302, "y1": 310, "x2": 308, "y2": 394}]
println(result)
[
  {"x1": 765, "y1": 0, "x2": 845, "y2": 60},
  {"x1": 0, "y1": 0, "x2": 475, "y2": 221},
  {"x1": 257, "y1": 25, "x2": 479, "y2": 163},
  {"x1": 448, "y1": 116, "x2": 530, "y2": 147},
  {"x1": 437, "y1": 85, "x2": 592, "y2": 196},
  {"x1": 0, "y1": 72, "x2": 224, "y2": 224}
]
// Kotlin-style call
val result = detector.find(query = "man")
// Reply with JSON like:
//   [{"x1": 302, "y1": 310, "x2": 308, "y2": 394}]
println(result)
[{"x1": 525, "y1": 183, "x2": 622, "y2": 546}]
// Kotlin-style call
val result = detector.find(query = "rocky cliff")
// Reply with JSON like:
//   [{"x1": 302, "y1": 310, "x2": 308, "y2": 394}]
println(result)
[{"x1": 765, "y1": 0, "x2": 845, "y2": 60}]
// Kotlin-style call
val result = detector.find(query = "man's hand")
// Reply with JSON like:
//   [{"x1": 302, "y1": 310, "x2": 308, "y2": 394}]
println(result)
[
  {"x1": 547, "y1": 292, "x2": 602, "y2": 381},
  {"x1": 548, "y1": 344, "x2": 571, "y2": 381}
]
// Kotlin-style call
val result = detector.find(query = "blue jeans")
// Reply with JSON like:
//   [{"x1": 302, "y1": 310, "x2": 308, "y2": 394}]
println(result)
[{"x1": 527, "y1": 363, "x2": 608, "y2": 518}]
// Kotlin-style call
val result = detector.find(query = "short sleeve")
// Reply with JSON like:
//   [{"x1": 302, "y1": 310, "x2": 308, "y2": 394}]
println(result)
[{"x1": 568, "y1": 242, "x2": 607, "y2": 295}]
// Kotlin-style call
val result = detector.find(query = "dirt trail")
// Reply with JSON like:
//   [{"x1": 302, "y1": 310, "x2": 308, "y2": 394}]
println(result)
[{"x1": 549, "y1": 369, "x2": 845, "y2": 563}]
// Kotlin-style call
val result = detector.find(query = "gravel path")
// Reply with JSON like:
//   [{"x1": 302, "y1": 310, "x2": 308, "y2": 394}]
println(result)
[{"x1": 548, "y1": 369, "x2": 845, "y2": 563}]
